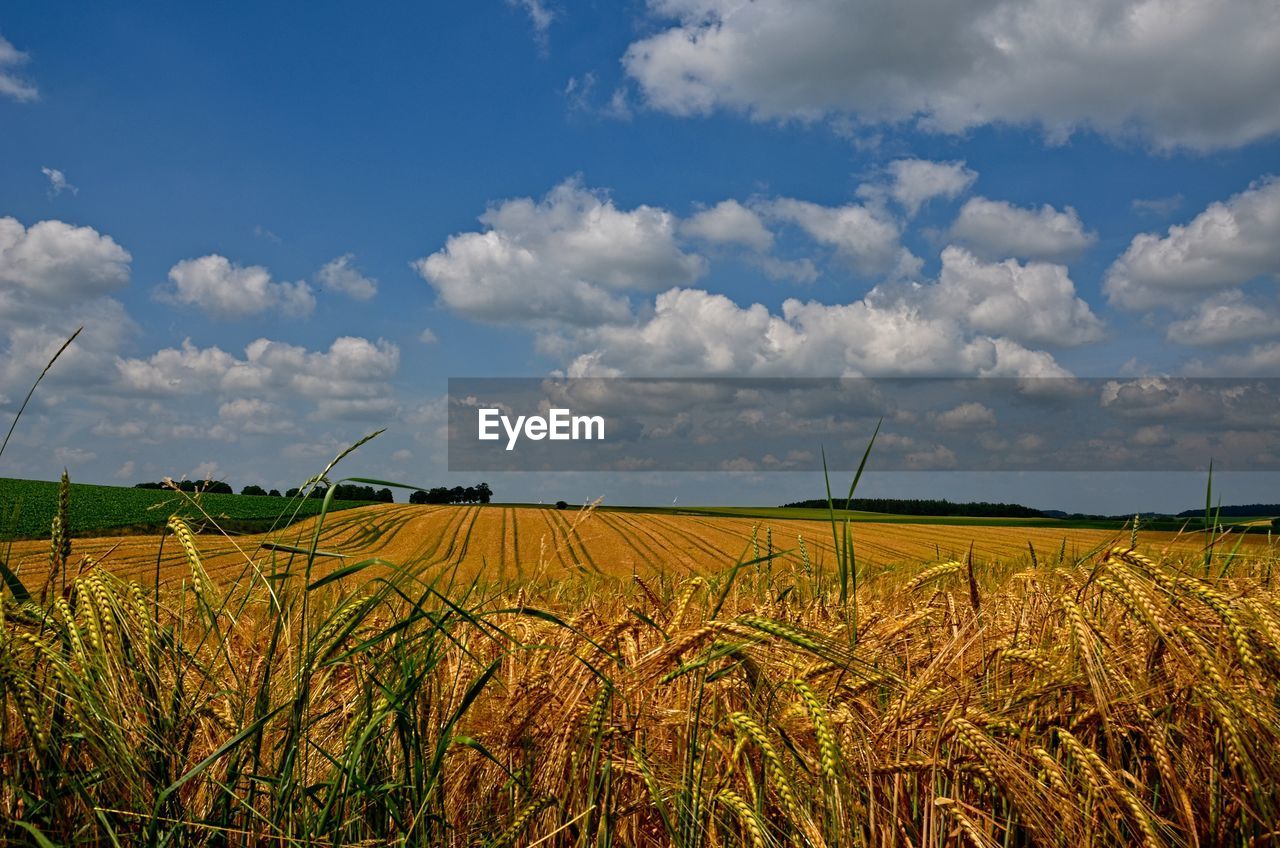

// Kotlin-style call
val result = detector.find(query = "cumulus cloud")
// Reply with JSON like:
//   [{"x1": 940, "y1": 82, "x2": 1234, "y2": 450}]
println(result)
[
  {"x1": 1106, "y1": 178, "x2": 1280, "y2": 310},
  {"x1": 765, "y1": 197, "x2": 917, "y2": 277},
  {"x1": 316, "y1": 253, "x2": 377, "y2": 300},
  {"x1": 41, "y1": 167, "x2": 76, "y2": 197},
  {"x1": 0, "y1": 217, "x2": 130, "y2": 300},
  {"x1": 933, "y1": 246, "x2": 1103, "y2": 345},
  {"x1": 0, "y1": 218, "x2": 136, "y2": 394},
  {"x1": 1187, "y1": 343, "x2": 1280, "y2": 376},
  {"x1": 879, "y1": 159, "x2": 977, "y2": 216},
  {"x1": 116, "y1": 336, "x2": 400, "y2": 412},
  {"x1": 1166, "y1": 290, "x2": 1280, "y2": 346},
  {"x1": 682, "y1": 200, "x2": 773, "y2": 252},
  {"x1": 413, "y1": 178, "x2": 706, "y2": 326},
  {"x1": 161, "y1": 255, "x2": 316, "y2": 318},
  {"x1": 555, "y1": 284, "x2": 1071, "y2": 378},
  {"x1": 0, "y1": 33, "x2": 37, "y2": 102},
  {"x1": 621, "y1": 0, "x2": 1280, "y2": 151},
  {"x1": 949, "y1": 198, "x2": 1095, "y2": 262}
]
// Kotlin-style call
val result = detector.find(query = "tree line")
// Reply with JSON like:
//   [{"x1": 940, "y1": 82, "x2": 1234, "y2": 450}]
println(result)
[
  {"x1": 134, "y1": 481, "x2": 394, "y2": 502},
  {"x1": 781, "y1": 497, "x2": 1045, "y2": 518},
  {"x1": 409, "y1": 483, "x2": 492, "y2": 505}
]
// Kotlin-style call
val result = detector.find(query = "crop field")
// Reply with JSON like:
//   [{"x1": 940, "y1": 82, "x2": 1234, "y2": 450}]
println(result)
[
  {"x1": 2, "y1": 481, "x2": 1279, "y2": 846},
  {"x1": 2, "y1": 501, "x2": 1263, "y2": 589},
  {"x1": 0, "y1": 476, "x2": 379, "y2": 538}
]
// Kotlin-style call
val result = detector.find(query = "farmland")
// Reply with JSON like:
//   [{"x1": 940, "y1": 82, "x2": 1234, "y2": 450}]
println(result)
[
  {"x1": 2, "y1": 500, "x2": 1267, "y2": 589},
  {"x1": 2, "y1": 489, "x2": 1279, "y2": 846},
  {"x1": 0, "y1": 476, "x2": 381, "y2": 538}
]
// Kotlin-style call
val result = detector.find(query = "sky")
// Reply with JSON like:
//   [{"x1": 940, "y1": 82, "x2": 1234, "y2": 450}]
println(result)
[{"x1": 2, "y1": 0, "x2": 1280, "y2": 513}]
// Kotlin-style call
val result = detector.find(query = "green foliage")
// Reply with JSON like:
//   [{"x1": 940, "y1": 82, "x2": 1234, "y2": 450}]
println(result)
[
  {"x1": 0, "y1": 477, "x2": 380, "y2": 540},
  {"x1": 410, "y1": 483, "x2": 492, "y2": 505}
]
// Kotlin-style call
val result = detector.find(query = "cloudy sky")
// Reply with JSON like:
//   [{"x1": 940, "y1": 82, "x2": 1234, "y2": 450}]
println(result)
[{"x1": 2, "y1": 1, "x2": 1280, "y2": 512}]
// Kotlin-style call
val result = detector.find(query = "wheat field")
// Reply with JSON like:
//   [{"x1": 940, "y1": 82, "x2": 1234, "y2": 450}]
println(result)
[
  {"x1": 3, "y1": 483, "x2": 1280, "y2": 845},
  {"x1": 2, "y1": 502, "x2": 1264, "y2": 588}
]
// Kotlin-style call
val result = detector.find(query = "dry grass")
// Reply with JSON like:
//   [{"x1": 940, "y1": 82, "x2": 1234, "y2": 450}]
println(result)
[{"x1": 3, "y1": 492, "x2": 1280, "y2": 846}]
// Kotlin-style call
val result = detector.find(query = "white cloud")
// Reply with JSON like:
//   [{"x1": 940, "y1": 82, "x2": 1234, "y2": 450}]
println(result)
[
  {"x1": 0, "y1": 34, "x2": 37, "y2": 102},
  {"x1": 114, "y1": 460, "x2": 136, "y2": 479},
  {"x1": 41, "y1": 167, "x2": 76, "y2": 197},
  {"x1": 765, "y1": 197, "x2": 916, "y2": 277},
  {"x1": 0, "y1": 219, "x2": 136, "y2": 396},
  {"x1": 932, "y1": 401, "x2": 997, "y2": 430},
  {"x1": 1106, "y1": 177, "x2": 1280, "y2": 310},
  {"x1": 881, "y1": 159, "x2": 977, "y2": 216},
  {"x1": 161, "y1": 255, "x2": 316, "y2": 319},
  {"x1": 0, "y1": 217, "x2": 130, "y2": 299},
  {"x1": 413, "y1": 178, "x2": 706, "y2": 326},
  {"x1": 1187, "y1": 342, "x2": 1280, "y2": 376},
  {"x1": 116, "y1": 336, "x2": 399, "y2": 405},
  {"x1": 1166, "y1": 290, "x2": 1280, "y2": 346},
  {"x1": 556, "y1": 284, "x2": 1071, "y2": 378},
  {"x1": 933, "y1": 246, "x2": 1103, "y2": 346},
  {"x1": 316, "y1": 253, "x2": 377, "y2": 300},
  {"x1": 622, "y1": 0, "x2": 1280, "y2": 151},
  {"x1": 682, "y1": 200, "x2": 773, "y2": 252},
  {"x1": 949, "y1": 198, "x2": 1095, "y2": 262},
  {"x1": 418, "y1": 328, "x2": 439, "y2": 344}
]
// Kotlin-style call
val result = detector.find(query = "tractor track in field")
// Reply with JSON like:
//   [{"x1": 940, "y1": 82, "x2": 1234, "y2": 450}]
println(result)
[{"x1": 5, "y1": 503, "x2": 1257, "y2": 588}]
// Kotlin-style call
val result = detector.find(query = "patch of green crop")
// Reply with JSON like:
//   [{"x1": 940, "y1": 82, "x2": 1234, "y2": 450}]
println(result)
[{"x1": 0, "y1": 477, "x2": 379, "y2": 540}]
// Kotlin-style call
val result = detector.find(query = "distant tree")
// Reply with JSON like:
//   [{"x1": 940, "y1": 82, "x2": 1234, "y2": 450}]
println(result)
[
  {"x1": 333, "y1": 483, "x2": 375, "y2": 501},
  {"x1": 376, "y1": 487, "x2": 394, "y2": 503},
  {"x1": 308, "y1": 486, "x2": 328, "y2": 500},
  {"x1": 408, "y1": 484, "x2": 493, "y2": 505},
  {"x1": 268, "y1": 489, "x2": 282, "y2": 497},
  {"x1": 555, "y1": 500, "x2": 568, "y2": 510},
  {"x1": 241, "y1": 484, "x2": 268, "y2": 496},
  {"x1": 133, "y1": 482, "x2": 164, "y2": 490},
  {"x1": 285, "y1": 487, "x2": 301, "y2": 498}
]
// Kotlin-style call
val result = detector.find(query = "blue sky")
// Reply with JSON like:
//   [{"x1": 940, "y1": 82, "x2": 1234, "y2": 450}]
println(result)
[{"x1": 2, "y1": 1, "x2": 1280, "y2": 512}]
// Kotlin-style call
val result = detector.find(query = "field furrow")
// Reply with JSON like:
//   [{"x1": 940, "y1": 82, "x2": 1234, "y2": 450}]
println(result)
[{"x1": 3, "y1": 503, "x2": 1262, "y2": 588}]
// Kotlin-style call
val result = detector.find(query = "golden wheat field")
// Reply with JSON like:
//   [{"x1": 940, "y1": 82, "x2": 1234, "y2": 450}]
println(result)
[{"x1": 2, "y1": 503, "x2": 1258, "y2": 586}]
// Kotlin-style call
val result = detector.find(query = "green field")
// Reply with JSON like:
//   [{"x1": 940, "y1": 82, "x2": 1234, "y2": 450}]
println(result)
[{"x1": 0, "y1": 477, "x2": 379, "y2": 539}]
